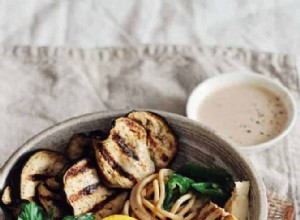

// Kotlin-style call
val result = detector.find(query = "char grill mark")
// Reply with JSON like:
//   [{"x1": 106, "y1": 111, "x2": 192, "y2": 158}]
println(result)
[
  {"x1": 97, "y1": 142, "x2": 137, "y2": 183},
  {"x1": 78, "y1": 183, "x2": 100, "y2": 196},
  {"x1": 63, "y1": 158, "x2": 117, "y2": 216},
  {"x1": 64, "y1": 160, "x2": 92, "y2": 180},
  {"x1": 89, "y1": 192, "x2": 119, "y2": 214},
  {"x1": 93, "y1": 117, "x2": 155, "y2": 188},
  {"x1": 112, "y1": 134, "x2": 139, "y2": 161},
  {"x1": 68, "y1": 182, "x2": 101, "y2": 203},
  {"x1": 147, "y1": 135, "x2": 166, "y2": 161}
]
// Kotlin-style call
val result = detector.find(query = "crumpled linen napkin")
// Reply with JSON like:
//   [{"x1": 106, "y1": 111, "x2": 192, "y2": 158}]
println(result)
[{"x1": 0, "y1": 45, "x2": 299, "y2": 218}]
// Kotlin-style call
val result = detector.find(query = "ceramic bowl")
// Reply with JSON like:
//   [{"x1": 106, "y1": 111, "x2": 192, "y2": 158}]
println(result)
[
  {"x1": 0, "y1": 110, "x2": 267, "y2": 219},
  {"x1": 186, "y1": 72, "x2": 297, "y2": 153}
]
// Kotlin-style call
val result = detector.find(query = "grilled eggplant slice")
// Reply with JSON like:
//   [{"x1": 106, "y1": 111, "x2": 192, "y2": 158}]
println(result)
[
  {"x1": 94, "y1": 117, "x2": 155, "y2": 188},
  {"x1": 128, "y1": 111, "x2": 177, "y2": 169},
  {"x1": 94, "y1": 191, "x2": 128, "y2": 219},
  {"x1": 63, "y1": 159, "x2": 116, "y2": 216},
  {"x1": 65, "y1": 133, "x2": 91, "y2": 161},
  {"x1": 1, "y1": 186, "x2": 12, "y2": 205},
  {"x1": 37, "y1": 181, "x2": 63, "y2": 219},
  {"x1": 65, "y1": 131, "x2": 106, "y2": 161},
  {"x1": 20, "y1": 150, "x2": 68, "y2": 201}
]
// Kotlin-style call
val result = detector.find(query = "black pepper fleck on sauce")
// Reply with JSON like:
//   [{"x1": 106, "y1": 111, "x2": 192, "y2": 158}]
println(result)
[
  {"x1": 246, "y1": 130, "x2": 251, "y2": 133},
  {"x1": 260, "y1": 132, "x2": 264, "y2": 135}
]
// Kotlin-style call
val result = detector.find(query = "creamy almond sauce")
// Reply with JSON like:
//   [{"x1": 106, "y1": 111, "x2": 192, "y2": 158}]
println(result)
[{"x1": 197, "y1": 84, "x2": 288, "y2": 146}]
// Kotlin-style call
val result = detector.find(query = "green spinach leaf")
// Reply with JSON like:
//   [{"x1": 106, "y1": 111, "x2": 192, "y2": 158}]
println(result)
[
  {"x1": 17, "y1": 202, "x2": 53, "y2": 220},
  {"x1": 63, "y1": 213, "x2": 95, "y2": 220},
  {"x1": 17, "y1": 202, "x2": 95, "y2": 220}
]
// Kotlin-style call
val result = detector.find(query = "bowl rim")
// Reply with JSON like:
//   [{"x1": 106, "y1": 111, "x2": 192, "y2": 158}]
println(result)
[
  {"x1": 0, "y1": 110, "x2": 268, "y2": 219},
  {"x1": 186, "y1": 72, "x2": 298, "y2": 152}
]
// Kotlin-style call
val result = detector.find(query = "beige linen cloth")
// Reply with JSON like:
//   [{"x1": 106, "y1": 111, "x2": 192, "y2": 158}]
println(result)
[{"x1": 0, "y1": 45, "x2": 299, "y2": 218}]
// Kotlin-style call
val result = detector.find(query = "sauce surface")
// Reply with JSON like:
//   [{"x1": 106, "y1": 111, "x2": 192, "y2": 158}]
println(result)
[{"x1": 197, "y1": 84, "x2": 288, "y2": 146}]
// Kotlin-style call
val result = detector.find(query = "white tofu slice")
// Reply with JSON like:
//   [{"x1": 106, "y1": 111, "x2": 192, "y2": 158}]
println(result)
[{"x1": 225, "y1": 181, "x2": 250, "y2": 220}]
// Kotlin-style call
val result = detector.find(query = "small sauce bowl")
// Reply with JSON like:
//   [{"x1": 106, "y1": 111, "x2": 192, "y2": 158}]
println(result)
[{"x1": 186, "y1": 72, "x2": 297, "y2": 152}]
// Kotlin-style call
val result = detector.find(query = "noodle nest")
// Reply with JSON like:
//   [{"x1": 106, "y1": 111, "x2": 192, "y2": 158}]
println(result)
[{"x1": 122, "y1": 169, "x2": 204, "y2": 220}]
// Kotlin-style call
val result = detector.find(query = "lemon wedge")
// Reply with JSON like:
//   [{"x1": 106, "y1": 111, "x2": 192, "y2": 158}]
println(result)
[{"x1": 102, "y1": 215, "x2": 138, "y2": 220}]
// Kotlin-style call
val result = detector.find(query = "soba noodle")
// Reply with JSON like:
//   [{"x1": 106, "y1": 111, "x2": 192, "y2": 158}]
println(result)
[{"x1": 122, "y1": 169, "x2": 204, "y2": 220}]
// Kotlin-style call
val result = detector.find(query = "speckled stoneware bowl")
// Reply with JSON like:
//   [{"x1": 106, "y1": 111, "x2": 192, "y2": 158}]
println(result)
[{"x1": 0, "y1": 110, "x2": 267, "y2": 219}]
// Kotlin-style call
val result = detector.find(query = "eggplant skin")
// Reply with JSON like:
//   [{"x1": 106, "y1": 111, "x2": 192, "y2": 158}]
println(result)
[
  {"x1": 63, "y1": 159, "x2": 115, "y2": 216},
  {"x1": 65, "y1": 133, "x2": 91, "y2": 161},
  {"x1": 20, "y1": 150, "x2": 68, "y2": 202},
  {"x1": 128, "y1": 111, "x2": 177, "y2": 169},
  {"x1": 65, "y1": 131, "x2": 106, "y2": 161},
  {"x1": 94, "y1": 117, "x2": 155, "y2": 189}
]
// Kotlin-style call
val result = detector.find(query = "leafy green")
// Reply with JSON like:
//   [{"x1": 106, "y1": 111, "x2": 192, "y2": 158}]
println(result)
[
  {"x1": 177, "y1": 163, "x2": 235, "y2": 206},
  {"x1": 163, "y1": 174, "x2": 195, "y2": 210},
  {"x1": 17, "y1": 202, "x2": 53, "y2": 220},
  {"x1": 17, "y1": 202, "x2": 95, "y2": 220},
  {"x1": 178, "y1": 163, "x2": 233, "y2": 183},
  {"x1": 191, "y1": 182, "x2": 225, "y2": 197},
  {"x1": 162, "y1": 163, "x2": 235, "y2": 208},
  {"x1": 63, "y1": 213, "x2": 95, "y2": 220}
]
